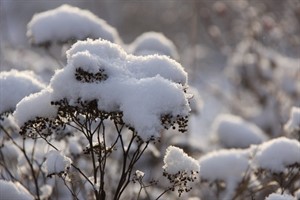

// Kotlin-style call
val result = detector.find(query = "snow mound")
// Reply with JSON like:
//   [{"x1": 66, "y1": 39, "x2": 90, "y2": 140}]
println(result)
[
  {"x1": 254, "y1": 137, "x2": 300, "y2": 173},
  {"x1": 163, "y1": 146, "x2": 199, "y2": 175},
  {"x1": 27, "y1": 4, "x2": 121, "y2": 45},
  {"x1": 129, "y1": 32, "x2": 179, "y2": 60},
  {"x1": 0, "y1": 70, "x2": 45, "y2": 114},
  {"x1": 14, "y1": 39, "x2": 190, "y2": 140},
  {"x1": 284, "y1": 107, "x2": 300, "y2": 132},
  {"x1": 265, "y1": 193, "x2": 295, "y2": 200},
  {"x1": 213, "y1": 114, "x2": 267, "y2": 148},
  {"x1": 0, "y1": 180, "x2": 34, "y2": 200},
  {"x1": 44, "y1": 150, "x2": 72, "y2": 175},
  {"x1": 199, "y1": 149, "x2": 249, "y2": 184}
]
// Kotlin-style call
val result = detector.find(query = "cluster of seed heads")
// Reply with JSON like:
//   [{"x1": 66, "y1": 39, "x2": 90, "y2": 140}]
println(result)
[
  {"x1": 163, "y1": 170, "x2": 199, "y2": 197},
  {"x1": 20, "y1": 117, "x2": 64, "y2": 138},
  {"x1": 75, "y1": 67, "x2": 108, "y2": 83},
  {"x1": 161, "y1": 114, "x2": 189, "y2": 133}
]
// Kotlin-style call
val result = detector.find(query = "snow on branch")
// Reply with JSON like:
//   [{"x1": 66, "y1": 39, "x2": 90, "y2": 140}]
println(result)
[{"x1": 27, "y1": 4, "x2": 121, "y2": 46}]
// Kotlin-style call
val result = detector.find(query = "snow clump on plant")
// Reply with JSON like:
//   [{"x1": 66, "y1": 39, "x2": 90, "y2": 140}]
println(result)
[
  {"x1": 212, "y1": 114, "x2": 267, "y2": 148},
  {"x1": 199, "y1": 149, "x2": 250, "y2": 199},
  {"x1": 129, "y1": 32, "x2": 179, "y2": 60},
  {"x1": 163, "y1": 146, "x2": 199, "y2": 196},
  {"x1": 43, "y1": 150, "x2": 72, "y2": 176},
  {"x1": 27, "y1": 4, "x2": 121, "y2": 46},
  {"x1": 0, "y1": 70, "x2": 45, "y2": 115},
  {"x1": 14, "y1": 39, "x2": 190, "y2": 141},
  {"x1": 254, "y1": 137, "x2": 300, "y2": 173}
]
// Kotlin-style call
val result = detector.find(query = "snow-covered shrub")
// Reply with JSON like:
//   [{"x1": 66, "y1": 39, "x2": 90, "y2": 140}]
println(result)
[
  {"x1": 128, "y1": 32, "x2": 179, "y2": 60},
  {"x1": 162, "y1": 146, "x2": 199, "y2": 197},
  {"x1": 13, "y1": 39, "x2": 191, "y2": 199},
  {"x1": 27, "y1": 4, "x2": 121, "y2": 46},
  {"x1": 212, "y1": 114, "x2": 267, "y2": 148},
  {"x1": 0, "y1": 70, "x2": 45, "y2": 116}
]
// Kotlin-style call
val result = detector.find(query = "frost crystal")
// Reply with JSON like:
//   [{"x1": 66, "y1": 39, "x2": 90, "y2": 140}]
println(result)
[
  {"x1": 254, "y1": 137, "x2": 300, "y2": 173},
  {"x1": 44, "y1": 150, "x2": 72, "y2": 176},
  {"x1": 0, "y1": 70, "x2": 45, "y2": 114},
  {"x1": 27, "y1": 4, "x2": 121, "y2": 45}
]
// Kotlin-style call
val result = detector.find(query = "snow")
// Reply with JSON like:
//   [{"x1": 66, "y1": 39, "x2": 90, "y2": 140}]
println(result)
[
  {"x1": 0, "y1": 70, "x2": 45, "y2": 114},
  {"x1": 254, "y1": 137, "x2": 300, "y2": 173},
  {"x1": 43, "y1": 150, "x2": 72, "y2": 175},
  {"x1": 212, "y1": 114, "x2": 267, "y2": 148},
  {"x1": 128, "y1": 32, "x2": 179, "y2": 60},
  {"x1": 199, "y1": 149, "x2": 249, "y2": 184},
  {"x1": 284, "y1": 107, "x2": 300, "y2": 132},
  {"x1": 14, "y1": 39, "x2": 190, "y2": 140},
  {"x1": 13, "y1": 87, "x2": 57, "y2": 126},
  {"x1": 265, "y1": 193, "x2": 295, "y2": 200},
  {"x1": 27, "y1": 4, "x2": 121, "y2": 45},
  {"x1": 198, "y1": 149, "x2": 250, "y2": 199},
  {"x1": 163, "y1": 146, "x2": 199, "y2": 175},
  {"x1": 0, "y1": 180, "x2": 34, "y2": 200}
]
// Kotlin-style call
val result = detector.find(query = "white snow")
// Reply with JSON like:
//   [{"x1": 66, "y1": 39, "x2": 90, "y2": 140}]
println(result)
[
  {"x1": 284, "y1": 107, "x2": 300, "y2": 132},
  {"x1": 27, "y1": 4, "x2": 121, "y2": 45},
  {"x1": 13, "y1": 87, "x2": 57, "y2": 126},
  {"x1": 199, "y1": 149, "x2": 249, "y2": 183},
  {"x1": 14, "y1": 39, "x2": 190, "y2": 140},
  {"x1": 163, "y1": 146, "x2": 199, "y2": 175},
  {"x1": 265, "y1": 193, "x2": 295, "y2": 200},
  {"x1": 198, "y1": 149, "x2": 250, "y2": 199},
  {"x1": 212, "y1": 114, "x2": 267, "y2": 148},
  {"x1": 0, "y1": 180, "x2": 34, "y2": 200},
  {"x1": 43, "y1": 150, "x2": 72, "y2": 175},
  {"x1": 254, "y1": 137, "x2": 300, "y2": 173},
  {"x1": 128, "y1": 32, "x2": 179, "y2": 60},
  {"x1": 0, "y1": 70, "x2": 45, "y2": 114}
]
